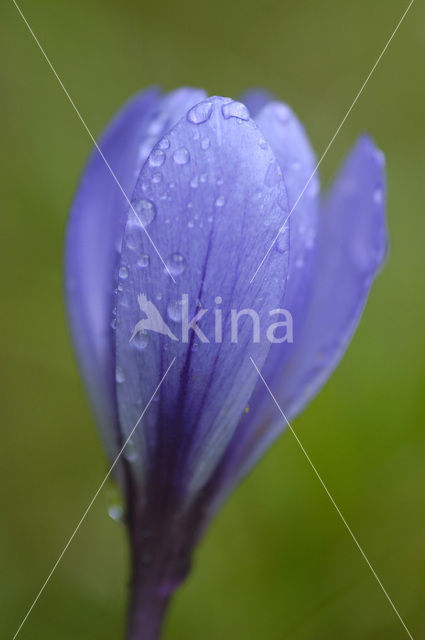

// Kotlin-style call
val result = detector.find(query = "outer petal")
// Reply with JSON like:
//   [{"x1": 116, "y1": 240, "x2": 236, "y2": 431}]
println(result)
[
  {"x1": 114, "y1": 97, "x2": 290, "y2": 506},
  {"x1": 211, "y1": 101, "x2": 319, "y2": 490},
  {"x1": 65, "y1": 87, "x2": 206, "y2": 461},
  {"x1": 215, "y1": 135, "x2": 387, "y2": 496},
  {"x1": 238, "y1": 89, "x2": 275, "y2": 117},
  {"x1": 254, "y1": 100, "x2": 319, "y2": 320}
]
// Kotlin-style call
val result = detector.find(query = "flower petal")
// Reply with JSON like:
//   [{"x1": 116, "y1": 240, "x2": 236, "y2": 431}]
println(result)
[
  {"x1": 114, "y1": 97, "x2": 290, "y2": 504},
  {"x1": 212, "y1": 100, "x2": 319, "y2": 488},
  {"x1": 215, "y1": 135, "x2": 387, "y2": 496},
  {"x1": 254, "y1": 100, "x2": 319, "y2": 317},
  {"x1": 238, "y1": 89, "x2": 274, "y2": 116},
  {"x1": 65, "y1": 87, "x2": 206, "y2": 461}
]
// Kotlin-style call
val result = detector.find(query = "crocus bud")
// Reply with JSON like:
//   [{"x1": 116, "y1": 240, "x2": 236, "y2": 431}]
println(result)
[{"x1": 65, "y1": 87, "x2": 387, "y2": 639}]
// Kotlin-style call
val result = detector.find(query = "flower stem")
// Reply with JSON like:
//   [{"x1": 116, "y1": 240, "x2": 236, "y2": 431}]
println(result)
[{"x1": 125, "y1": 571, "x2": 171, "y2": 640}]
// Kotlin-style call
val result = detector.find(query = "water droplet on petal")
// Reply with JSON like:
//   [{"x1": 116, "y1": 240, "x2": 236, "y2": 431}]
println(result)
[
  {"x1": 137, "y1": 254, "x2": 150, "y2": 268},
  {"x1": 152, "y1": 172, "x2": 163, "y2": 185},
  {"x1": 190, "y1": 176, "x2": 199, "y2": 189},
  {"x1": 187, "y1": 101, "x2": 213, "y2": 124},
  {"x1": 201, "y1": 137, "x2": 210, "y2": 150},
  {"x1": 132, "y1": 199, "x2": 156, "y2": 226},
  {"x1": 373, "y1": 188, "x2": 383, "y2": 205},
  {"x1": 167, "y1": 299, "x2": 183, "y2": 322},
  {"x1": 275, "y1": 230, "x2": 289, "y2": 254},
  {"x1": 165, "y1": 252, "x2": 187, "y2": 276},
  {"x1": 173, "y1": 147, "x2": 190, "y2": 165},
  {"x1": 119, "y1": 265, "x2": 129, "y2": 279},
  {"x1": 158, "y1": 137, "x2": 170, "y2": 150},
  {"x1": 221, "y1": 101, "x2": 250, "y2": 121},
  {"x1": 215, "y1": 195, "x2": 225, "y2": 208},
  {"x1": 149, "y1": 149, "x2": 165, "y2": 167},
  {"x1": 132, "y1": 329, "x2": 150, "y2": 350},
  {"x1": 116, "y1": 367, "x2": 126, "y2": 383},
  {"x1": 274, "y1": 103, "x2": 292, "y2": 124},
  {"x1": 307, "y1": 177, "x2": 320, "y2": 199},
  {"x1": 106, "y1": 480, "x2": 124, "y2": 523},
  {"x1": 123, "y1": 437, "x2": 138, "y2": 462}
]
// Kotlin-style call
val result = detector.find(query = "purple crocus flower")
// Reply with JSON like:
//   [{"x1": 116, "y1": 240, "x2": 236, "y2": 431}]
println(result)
[{"x1": 65, "y1": 87, "x2": 387, "y2": 639}]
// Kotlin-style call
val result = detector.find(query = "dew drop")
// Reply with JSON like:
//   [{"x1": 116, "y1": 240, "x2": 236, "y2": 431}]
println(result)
[
  {"x1": 274, "y1": 103, "x2": 292, "y2": 124},
  {"x1": 106, "y1": 480, "x2": 124, "y2": 523},
  {"x1": 132, "y1": 329, "x2": 150, "y2": 350},
  {"x1": 215, "y1": 195, "x2": 225, "y2": 208},
  {"x1": 166, "y1": 252, "x2": 187, "y2": 276},
  {"x1": 126, "y1": 233, "x2": 138, "y2": 251},
  {"x1": 152, "y1": 172, "x2": 163, "y2": 184},
  {"x1": 190, "y1": 176, "x2": 199, "y2": 189},
  {"x1": 149, "y1": 149, "x2": 166, "y2": 167},
  {"x1": 123, "y1": 438, "x2": 138, "y2": 462},
  {"x1": 167, "y1": 299, "x2": 183, "y2": 322},
  {"x1": 373, "y1": 188, "x2": 383, "y2": 205},
  {"x1": 116, "y1": 367, "x2": 126, "y2": 383},
  {"x1": 308, "y1": 177, "x2": 320, "y2": 199},
  {"x1": 187, "y1": 101, "x2": 213, "y2": 124},
  {"x1": 275, "y1": 230, "x2": 289, "y2": 254},
  {"x1": 137, "y1": 254, "x2": 150, "y2": 268},
  {"x1": 221, "y1": 101, "x2": 250, "y2": 121},
  {"x1": 201, "y1": 137, "x2": 211, "y2": 150},
  {"x1": 132, "y1": 199, "x2": 157, "y2": 226},
  {"x1": 119, "y1": 265, "x2": 129, "y2": 280},
  {"x1": 173, "y1": 147, "x2": 190, "y2": 165},
  {"x1": 158, "y1": 137, "x2": 170, "y2": 150}
]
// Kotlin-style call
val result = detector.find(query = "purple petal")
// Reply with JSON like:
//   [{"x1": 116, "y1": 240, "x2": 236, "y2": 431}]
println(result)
[
  {"x1": 114, "y1": 97, "x2": 290, "y2": 505},
  {"x1": 210, "y1": 100, "x2": 319, "y2": 492},
  {"x1": 65, "y1": 87, "x2": 206, "y2": 461},
  {"x1": 254, "y1": 100, "x2": 319, "y2": 318},
  {"x1": 238, "y1": 89, "x2": 275, "y2": 116},
  {"x1": 215, "y1": 135, "x2": 387, "y2": 496}
]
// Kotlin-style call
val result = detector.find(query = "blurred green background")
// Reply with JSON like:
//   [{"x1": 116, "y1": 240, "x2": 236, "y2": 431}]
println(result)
[{"x1": 1, "y1": 0, "x2": 424, "y2": 638}]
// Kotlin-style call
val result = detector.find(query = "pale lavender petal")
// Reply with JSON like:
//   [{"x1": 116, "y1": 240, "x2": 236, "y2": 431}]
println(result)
[
  {"x1": 238, "y1": 89, "x2": 275, "y2": 116},
  {"x1": 216, "y1": 135, "x2": 387, "y2": 497},
  {"x1": 65, "y1": 87, "x2": 206, "y2": 461},
  {"x1": 114, "y1": 97, "x2": 290, "y2": 506}
]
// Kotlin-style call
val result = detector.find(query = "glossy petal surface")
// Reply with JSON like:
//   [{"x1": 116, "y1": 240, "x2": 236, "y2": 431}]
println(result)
[
  {"x1": 65, "y1": 87, "x2": 206, "y2": 459},
  {"x1": 218, "y1": 135, "x2": 387, "y2": 494},
  {"x1": 114, "y1": 97, "x2": 290, "y2": 504}
]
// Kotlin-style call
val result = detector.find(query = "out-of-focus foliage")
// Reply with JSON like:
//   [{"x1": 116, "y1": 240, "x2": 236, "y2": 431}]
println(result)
[{"x1": 1, "y1": 0, "x2": 424, "y2": 638}]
